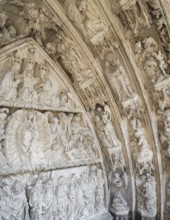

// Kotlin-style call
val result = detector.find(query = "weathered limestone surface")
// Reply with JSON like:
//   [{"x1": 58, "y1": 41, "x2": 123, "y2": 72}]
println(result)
[{"x1": 0, "y1": 0, "x2": 170, "y2": 219}]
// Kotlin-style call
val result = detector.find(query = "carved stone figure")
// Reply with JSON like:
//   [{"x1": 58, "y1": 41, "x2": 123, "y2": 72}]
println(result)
[
  {"x1": 57, "y1": 32, "x2": 95, "y2": 89},
  {"x1": 0, "y1": 177, "x2": 13, "y2": 219},
  {"x1": 137, "y1": 173, "x2": 157, "y2": 218},
  {"x1": 117, "y1": 0, "x2": 150, "y2": 34},
  {"x1": 110, "y1": 191, "x2": 129, "y2": 216},
  {"x1": 166, "y1": 181, "x2": 170, "y2": 212},
  {"x1": 79, "y1": 171, "x2": 91, "y2": 217},
  {"x1": 105, "y1": 59, "x2": 135, "y2": 102},
  {"x1": 27, "y1": 175, "x2": 43, "y2": 220},
  {"x1": 108, "y1": 171, "x2": 128, "y2": 189},
  {"x1": 6, "y1": 110, "x2": 51, "y2": 166},
  {"x1": 55, "y1": 176, "x2": 67, "y2": 220},
  {"x1": 11, "y1": 180, "x2": 29, "y2": 219},
  {"x1": 0, "y1": 108, "x2": 9, "y2": 165},
  {"x1": 131, "y1": 118, "x2": 154, "y2": 174},
  {"x1": 19, "y1": 59, "x2": 38, "y2": 103},
  {"x1": 67, "y1": 174, "x2": 82, "y2": 220},
  {"x1": 42, "y1": 178, "x2": 55, "y2": 220},
  {"x1": 95, "y1": 169, "x2": 105, "y2": 212},
  {"x1": 0, "y1": 12, "x2": 17, "y2": 46},
  {"x1": 78, "y1": 0, "x2": 108, "y2": 45},
  {"x1": 36, "y1": 64, "x2": 53, "y2": 106},
  {"x1": 0, "y1": 55, "x2": 22, "y2": 101},
  {"x1": 160, "y1": 109, "x2": 170, "y2": 154}
]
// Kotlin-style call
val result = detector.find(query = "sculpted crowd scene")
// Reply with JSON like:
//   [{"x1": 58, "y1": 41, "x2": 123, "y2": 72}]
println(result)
[{"x1": 0, "y1": 166, "x2": 105, "y2": 220}]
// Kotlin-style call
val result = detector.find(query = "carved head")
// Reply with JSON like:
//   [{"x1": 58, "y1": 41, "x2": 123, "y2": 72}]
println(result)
[
  {"x1": 113, "y1": 58, "x2": 120, "y2": 66},
  {"x1": 11, "y1": 56, "x2": 22, "y2": 73},
  {"x1": 97, "y1": 169, "x2": 103, "y2": 177},
  {"x1": 25, "y1": 59, "x2": 35, "y2": 71},
  {"x1": 59, "y1": 92, "x2": 68, "y2": 104},
  {"x1": 40, "y1": 64, "x2": 48, "y2": 80},
  {"x1": 135, "y1": 41, "x2": 142, "y2": 54},
  {"x1": 78, "y1": 0, "x2": 87, "y2": 12},
  {"x1": 13, "y1": 181, "x2": 23, "y2": 194},
  {"x1": 57, "y1": 175, "x2": 65, "y2": 185}
]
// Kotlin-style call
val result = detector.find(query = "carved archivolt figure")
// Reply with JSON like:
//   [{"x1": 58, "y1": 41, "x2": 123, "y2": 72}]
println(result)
[
  {"x1": 166, "y1": 181, "x2": 170, "y2": 212},
  {"x1": 0, "y1": 56, "x2": 22, "y2": 101},
  {"x1": 137, "y1": 173, "x2": 157, "y2": 218},
  {"x1": 131, "y1": 118, "x2": 154, "y2": 174},
  {"x1": 78, "y1": 0, "x2": 108, "y2": 45},
  {"x1": 57, "y1": 32, "x2": 95, "y2": 89},
  {"x1": 118, "y1": 0, "x2": 150, "y2": 34},
  {"x1": 160, "y1": 110, "x2": 170, "y2": 154},
  {"x1": 105, "y1": 59, "x2": 135, "y2": 102},
  {"x1": 110, "y1": 191, "x2": 129, "y2": 215},
  {"x1": 0, "y1": 11, "x2": 16, "y2": 46},
  {"x1": 95, "y1": 169, "x2": 105, "y2": 211}
]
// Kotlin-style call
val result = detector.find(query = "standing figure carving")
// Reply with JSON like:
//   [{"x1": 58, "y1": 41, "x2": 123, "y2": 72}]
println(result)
[
  {"x1": 27, "y1": 175, "x2": 43, "y2": 220},
  {"x1": 19, "y1": 59, "x2": 38, "y2": 103},
  {"x1": 95, "y1": 169, "x2": 105, "y2": 212},
  {"x1": 11, "y1": 180, "x2": 29, "y2": 220},
  {"x1": 105, "y1": 59, "x2": 135, "y2": 102},
  {"x1": 0, "y1": 56, "x2": 21, "y2": 102},
  {"x1": 36, "y1": 65, "x2": 53, "y2": 106},
  {"x1": 55, "y1": 176, "x2": 68, "y2": 220}
]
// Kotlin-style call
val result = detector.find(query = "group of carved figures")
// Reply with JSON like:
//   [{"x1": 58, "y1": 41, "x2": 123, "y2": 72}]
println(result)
[
  {"x1": 0, "y1": 54, "x2": 76, "y2": 110},
  {"x1": 0, "y1": 166, "x2": 105, "y2": 220},
  {"x1": 0, "y1": 108, "x2": 98, "y2": 170}
]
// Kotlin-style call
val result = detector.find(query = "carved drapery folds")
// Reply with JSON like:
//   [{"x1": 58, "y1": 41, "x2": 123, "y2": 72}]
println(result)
[
  {"x1": 1, "y1": 0, "x2": 170, "y2": 219},
  {"x1": 0, "y1": 38, "x2": 110, "y2": 220},
  {"x1": 0, "y1": 166, "x2": 106, "y2": 220}
]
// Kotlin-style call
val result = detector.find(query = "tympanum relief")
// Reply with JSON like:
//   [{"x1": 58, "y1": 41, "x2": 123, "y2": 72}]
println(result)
[
  {"x1": 0, "y1": 52, "x2": 79, "y2": 112},
  {"x1": 0, "y1": 108, "x2": 99, "y2": 174},
  {"x1": 0, "y1": 166, "x2": 106, "y2": 220}
]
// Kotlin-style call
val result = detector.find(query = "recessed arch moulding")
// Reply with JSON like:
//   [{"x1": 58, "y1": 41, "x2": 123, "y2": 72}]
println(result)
[{"x1": 0, "y1": 0, "x2": 170, "y2": 220}]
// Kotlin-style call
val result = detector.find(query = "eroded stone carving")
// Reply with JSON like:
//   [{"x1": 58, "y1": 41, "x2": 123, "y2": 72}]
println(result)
[
  {"x1": 136, "y1": 173, "x2": 157, "y2": 218},
  {"x1": 166, "y1": 180, "x2": 170, "y2": 213},
  {"x1": 110, "y1": 191, "x2": 129, "y2": 216},
  {"x1": 92, "y1": 103, "x2": 126, "y2": 173},
  {"x1": 0, "y1": 46, "x2": 80, "y2": 111},
  {"x1": 108, "y1": 170, "x2": 128, "y2": 190},
  {"x1": 115, "y1": 0, "x2": 150, "y2": 35},
  {"x1": 0, "y1": 166, "x2": 106, "y2": 220},
  {"x1": 135, "y1": 37, "x2": 170, "y2": 112},
  {"x1": 0, "y1": 108, "x2": 99, "y2": 174},
  {"x1": 2, "y1": 0, "x2": 59, "y2": 47},
  {"x1": 131, "y1": 117, "x2": 154, "y2": 175},
  {"x1": 55, "y1": 31, "x2": 106, "y2": 109},
  {"x1": 105, "y1": 58, "x2": 136, "y2": 103},
  {"x1": 64, "y1": 0, "x2": 108, "y2": 46}
]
